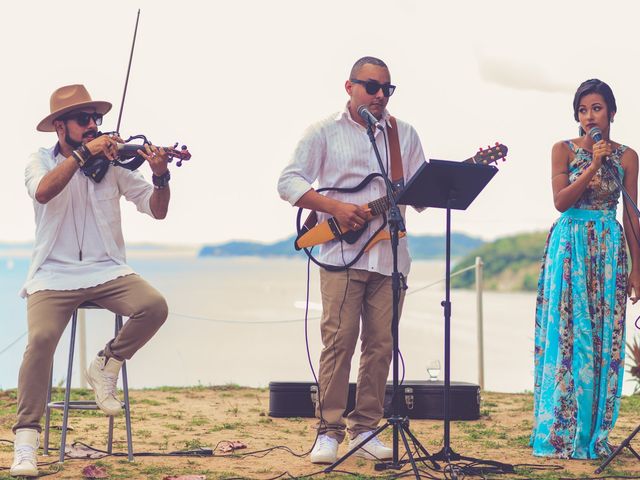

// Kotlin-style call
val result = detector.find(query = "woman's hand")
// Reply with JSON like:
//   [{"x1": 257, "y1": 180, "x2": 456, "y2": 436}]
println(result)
[
  {"x1": 591, "y1": 140, "x2": 613, "y2": 172},
  {"x1": 628, "y1": 268, "x2": 640, "y2": 304}
]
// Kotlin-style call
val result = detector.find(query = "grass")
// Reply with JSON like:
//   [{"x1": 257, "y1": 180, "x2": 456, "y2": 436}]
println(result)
[{"x1": 0, "y1": 387, "x2": 638, "y2": 479}]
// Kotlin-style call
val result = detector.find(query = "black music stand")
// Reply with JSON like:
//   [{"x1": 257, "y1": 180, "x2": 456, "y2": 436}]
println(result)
[{"x1": 397, "y1": 159, "x2": 514, "y2": 475}]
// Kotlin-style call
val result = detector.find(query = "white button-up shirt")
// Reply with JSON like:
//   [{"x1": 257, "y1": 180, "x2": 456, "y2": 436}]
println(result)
[
  {"x1": 21, "y1": 145, "x2": 155, "y2": 297},
  {"x1": 278, "y1": 105, "x2": 427, "y2": 276}
]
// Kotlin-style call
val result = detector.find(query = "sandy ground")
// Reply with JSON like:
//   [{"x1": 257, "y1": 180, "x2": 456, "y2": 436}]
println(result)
[{"x1": 0, "y1": 387, "x2": 639, "y2": 479}]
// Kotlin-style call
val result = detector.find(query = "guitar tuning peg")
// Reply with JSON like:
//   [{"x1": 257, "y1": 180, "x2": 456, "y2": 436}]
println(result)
[
  {"x1": 487, "y1": 145, "x2": 491, "y2": 149},
  {"x1": 495, "y1": 141, "x2": 500, "y2": 146},
  {"x1": 479, "y1": 146, "x2": 483, "y2": 152}
]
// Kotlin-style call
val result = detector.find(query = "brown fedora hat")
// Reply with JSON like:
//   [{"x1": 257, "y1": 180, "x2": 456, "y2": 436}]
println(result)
[{"x1": 37, "y1": 84, "x2": 112, "y2": 132}]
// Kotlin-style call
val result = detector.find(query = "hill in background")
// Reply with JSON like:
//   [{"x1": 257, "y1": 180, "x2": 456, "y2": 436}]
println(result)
[
  {"x1": 198, "y1": 233, "x2": 485, "y2": 260},
  {"x1": 452, "y1": 231, "x2": 548, "y2": 291}
]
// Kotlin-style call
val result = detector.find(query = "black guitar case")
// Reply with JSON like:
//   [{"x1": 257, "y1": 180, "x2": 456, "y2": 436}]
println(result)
[{"x1": 269, "y1": 380, "x2": 480, "y2": 420}]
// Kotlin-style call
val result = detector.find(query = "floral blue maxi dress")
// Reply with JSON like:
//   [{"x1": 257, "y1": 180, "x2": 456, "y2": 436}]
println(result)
[{"x1": 532, "y1": 141, "x2": 628, "y2": 459}]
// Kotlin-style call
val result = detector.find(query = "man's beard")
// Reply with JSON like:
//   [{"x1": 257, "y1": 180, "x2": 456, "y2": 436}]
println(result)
[
  {"x1": 64, "y1": 127, "x2": 97, "y2": 149},
  {"x1": 65, "y1": 131, "x2": 83, "y2": 149}
]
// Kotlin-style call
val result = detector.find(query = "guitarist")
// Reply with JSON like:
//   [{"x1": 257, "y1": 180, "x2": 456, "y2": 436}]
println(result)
[
  {"x1": 10, "y1": 84, "x2": 171, "y2": 477},
  {"x1": 278, "y1": 56, "x2": 427, "y2": 464}
]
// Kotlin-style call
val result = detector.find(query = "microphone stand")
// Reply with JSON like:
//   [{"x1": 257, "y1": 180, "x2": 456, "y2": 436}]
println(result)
[
  {"x1": 595, "y1": 157, "x2": 640, "y2": 474},
  {"x1": 324, "y1": 117, "x2": 438, "y2": 477},
  {"x1": 602, "y1": 159, "x2": 640, "y2": 217}
]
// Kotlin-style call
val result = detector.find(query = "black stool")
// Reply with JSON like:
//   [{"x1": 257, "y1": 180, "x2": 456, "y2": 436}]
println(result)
[{"x1": 43, "y1": 301, "x2": 134, "y2": 462}]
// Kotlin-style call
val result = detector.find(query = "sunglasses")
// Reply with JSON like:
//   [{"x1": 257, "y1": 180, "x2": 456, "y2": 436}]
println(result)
[
  {"x1": 60, "y1": 112, "x2": 103, "y2": 127},
  {"x1": 350, "y1": 79, "x2": 396, "y2": 97}
]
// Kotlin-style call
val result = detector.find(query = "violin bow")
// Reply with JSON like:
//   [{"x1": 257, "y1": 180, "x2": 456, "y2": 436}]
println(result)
[{"x1": 116, "y1": 9, "x2": 141, "y2": 134}]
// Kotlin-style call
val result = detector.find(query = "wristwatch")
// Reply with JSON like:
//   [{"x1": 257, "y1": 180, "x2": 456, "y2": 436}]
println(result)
[{"x1": 152, "y1": 170, "x2": 171, "y2": 189}]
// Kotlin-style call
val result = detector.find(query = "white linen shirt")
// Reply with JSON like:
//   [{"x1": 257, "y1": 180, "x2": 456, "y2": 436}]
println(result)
[
  {"x1": 21, "y1": 145, "x2": 156, "y2": 297},
  {"x1": 278, "y1": 106, "x2": 427, "y2": 276}
]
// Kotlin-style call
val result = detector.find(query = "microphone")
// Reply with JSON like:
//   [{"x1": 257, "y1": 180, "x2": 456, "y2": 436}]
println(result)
[
  {"x1": 588, "y1": 126, "x2": 603, "y2": 143},
  {"x1": 588, "y1": 126, "x2": 612, "y2": 167},
  {"x1": 357, "y1": 105, "x2": 383, "y2": 130}
]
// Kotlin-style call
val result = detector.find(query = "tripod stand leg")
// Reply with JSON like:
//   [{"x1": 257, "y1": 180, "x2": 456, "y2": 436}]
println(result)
[
  {"x1": 402, "y1": 422, "x2": 440, "y2": 470},
  {"x1": 595, "y1": 423, "x2": 640, "y2": 474},
  {"x1": 629, "y1": 444, "x2": 640, "y2": 461},
  {"x1": 324, "y1": 423, "x2": 389, "y2": 473},
  {"x1": 398, "y1": 424, "x2": 421, "y2": 477}
]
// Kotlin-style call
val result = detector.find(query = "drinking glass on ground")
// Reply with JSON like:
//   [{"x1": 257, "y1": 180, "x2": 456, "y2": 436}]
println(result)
[{"x1": 427, "y1": 360, "x2": 441, "y2": 381}]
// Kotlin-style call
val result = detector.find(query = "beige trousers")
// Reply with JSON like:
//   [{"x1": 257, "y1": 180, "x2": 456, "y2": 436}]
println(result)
[
  {"x1": 13, "y1": 274, "x2": 168, "y2": 432},
  {"x1": 316, "y1": 268, "x2": 405, "y2": 443}
]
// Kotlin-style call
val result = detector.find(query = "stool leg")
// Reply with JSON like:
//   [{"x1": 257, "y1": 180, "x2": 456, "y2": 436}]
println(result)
[
  {"x1": 59, "y1": 312, "x2": 77, "y2": 463},
  {"x1": 116, "y1": 314, "x2": 134, "y2": 461},
  {"x1": 107, "y1": 416, "x2": 114, "y2": 454},
  {"x1": 43, "y1": 366, "x2": 53, "y2": 455}
]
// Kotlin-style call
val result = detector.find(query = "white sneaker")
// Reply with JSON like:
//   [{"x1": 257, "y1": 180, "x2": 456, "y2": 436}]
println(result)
[
  {"x1": 348, "y1": 431, "x2": 392, "y2": 460},
  {"x1": 10, "y1": 428, "x2": 39, "y2": 477},
  {"x1": 310, "y1": 434, "x2": 339, "y2": 464},
  {"x1": 86, "y1": 354, "x2": 123, "y2": 416}
]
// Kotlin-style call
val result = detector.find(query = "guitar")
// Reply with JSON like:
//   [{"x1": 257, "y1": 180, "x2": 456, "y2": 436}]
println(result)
[{"x1": 294, "y1": 143, "x2": 508, "y2": 252}]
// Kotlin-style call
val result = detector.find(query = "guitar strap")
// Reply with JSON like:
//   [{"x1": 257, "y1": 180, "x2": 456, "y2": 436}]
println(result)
[
  {"x1": 388, "y1": 116, "x2": 404, "y2": 190},
  {"x1": 300, "y1": 116, "x2": 403, "y2": 232}
]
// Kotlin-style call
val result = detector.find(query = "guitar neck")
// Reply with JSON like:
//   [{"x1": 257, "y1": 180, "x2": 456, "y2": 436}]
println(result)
[{"x1": 367, "y1": 193, "x2": 395, "y2": 216}]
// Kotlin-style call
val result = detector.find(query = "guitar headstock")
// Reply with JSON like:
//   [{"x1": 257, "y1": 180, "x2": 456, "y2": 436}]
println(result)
[
  {"x1": 166, "y1": 143, "x2": 192, "y2": 167},
  {"x1": 473, "y1": 142, "x2": 508, "y2": 165}
]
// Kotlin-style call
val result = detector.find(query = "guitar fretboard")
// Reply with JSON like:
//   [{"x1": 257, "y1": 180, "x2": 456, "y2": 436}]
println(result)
[{"x1": 368, "y1": 196, "x2": 390, "y2": 215}]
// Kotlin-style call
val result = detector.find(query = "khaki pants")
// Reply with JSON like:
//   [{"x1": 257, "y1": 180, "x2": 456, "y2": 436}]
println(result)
[
  {"x1": 13, "y1": 274, "x2": 168, "y2": 433},
  {"x1": 317, "y1": 268, "x2": 405, "y2": 443}
]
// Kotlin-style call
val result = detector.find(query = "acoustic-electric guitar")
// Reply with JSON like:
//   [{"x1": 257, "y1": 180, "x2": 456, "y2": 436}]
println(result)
[{"x1": 294, "y1": 143, "x2": 508, "y2": 253}]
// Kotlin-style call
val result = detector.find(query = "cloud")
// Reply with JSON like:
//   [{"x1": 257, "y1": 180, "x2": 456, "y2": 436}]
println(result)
[{"x1": 478, "y1": 55, "x2": 573, "y2": 94}]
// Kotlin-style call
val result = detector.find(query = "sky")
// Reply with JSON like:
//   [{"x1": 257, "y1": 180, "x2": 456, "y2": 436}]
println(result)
[{"x1": 3, "y1": 0, "x2": 640, "y2": 246}]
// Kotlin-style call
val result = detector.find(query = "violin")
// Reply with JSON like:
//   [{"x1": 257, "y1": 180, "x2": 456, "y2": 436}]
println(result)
[
  {"x1": 82, "y1": 132, "x2": 192, "y2": 183},
  {"x1": 99, "y1": 131, "x2": 192, "y2": 168}
]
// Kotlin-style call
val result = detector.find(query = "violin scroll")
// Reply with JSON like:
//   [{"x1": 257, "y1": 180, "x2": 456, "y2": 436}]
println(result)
[{"x1": 166, "y1": 142, "x2": 191, "y2": 167}]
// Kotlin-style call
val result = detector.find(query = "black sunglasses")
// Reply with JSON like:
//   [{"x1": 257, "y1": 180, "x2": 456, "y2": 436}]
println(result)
[
  {"x1": 350, "y1": 79, "x2": 396, "y2": 97},
  {"x1": 60, "y1": 112, "x2": 103, "y2": 127}
]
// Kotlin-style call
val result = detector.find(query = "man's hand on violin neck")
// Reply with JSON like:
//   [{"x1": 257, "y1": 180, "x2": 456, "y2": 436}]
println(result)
[
  {"x1": 141, "y1": 143, "x2": 169, "y2": 176},
  {"x1": 85, "y1": 133, "x2": 123, "y2": 162}
]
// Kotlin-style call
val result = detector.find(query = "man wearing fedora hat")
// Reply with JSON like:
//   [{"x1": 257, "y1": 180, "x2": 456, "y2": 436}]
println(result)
[{"x1": 10, "y1": 84, "x2": 171, "y2": 477}]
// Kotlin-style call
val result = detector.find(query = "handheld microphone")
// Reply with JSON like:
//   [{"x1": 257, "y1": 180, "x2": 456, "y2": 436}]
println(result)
[
  {"x1": 588, "y1": 126, "x2": 603, "y2": 143},
  {"x1": 357, "y1": 105, "x2": 383, "y2": 130},
  {"x1": 588, "y1": 126, "x2": 611, "y2": 166}
]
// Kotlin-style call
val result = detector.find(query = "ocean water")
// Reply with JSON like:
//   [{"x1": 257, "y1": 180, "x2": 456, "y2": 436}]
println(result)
[{"x1": 1, "y1": 254, "x2": 639, "y2": 397}]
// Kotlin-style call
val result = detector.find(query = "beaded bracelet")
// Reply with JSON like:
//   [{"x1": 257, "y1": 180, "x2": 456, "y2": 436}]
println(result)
[{"x1": 71, "y1": 149, "x2": 86, "y2": 167}]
